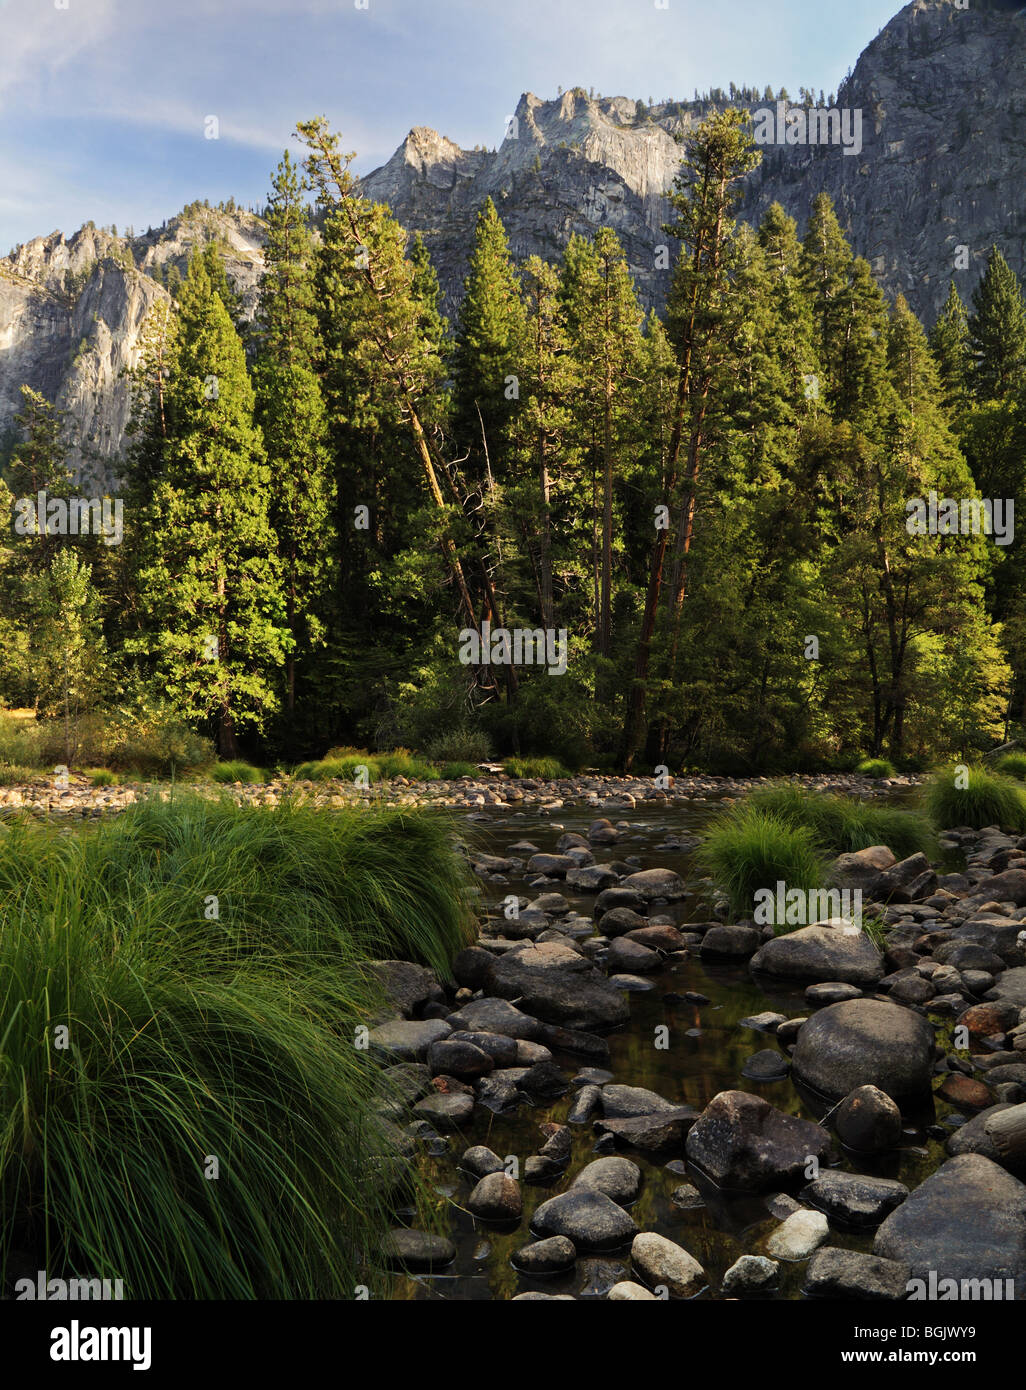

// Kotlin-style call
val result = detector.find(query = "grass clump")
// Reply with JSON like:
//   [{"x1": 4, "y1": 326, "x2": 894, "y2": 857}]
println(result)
[
  {"x1": 0, "y1": 794, "x2": 475, "y2": 1298},
  {"x1": 503, "y1": 756, "x2": 571, "y2": 780},
  {"x1": 697, "y1": 803, "x2": 827, "y2": 919},
  {"x1": 294, "y1": 753, "x2": 381, "y2": 782},
  {"x1": 378, "y1": 748, "x2": 439, "y2": 781},
  {"x1": 87, "y1": 768, "x2": 119, "y2": 787},
  {"x1": 922, "y1": 765, "x2": 1026, "y2": 831},
  {"x1": 210, "y1": 760, "x2": 266, "y2": 784},
  {"x1": 746, "y1": 784, "x2": 935, "y2": 859},
  {"x1": 425, "y1": 727, "x2": 492, "y2": 764},
  {"x1": 995, "y1": 753, "x2": 1026, "y2": 781},
  {"x1": 441, "y1": 762, "x2": 479, "y2": 779},
  {"x1": 857, "y1": 757, "x2": 897, "y2": 779}
]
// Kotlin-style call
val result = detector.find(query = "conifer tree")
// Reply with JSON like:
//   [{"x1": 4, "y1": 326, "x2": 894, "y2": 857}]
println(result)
[
  {"x1": 929, "y1": 281, "x2": 972, "y2": 417},
  {"x1": 969, "y1": 246, "x2": 1026, "y2": 400},
  {"x1": 131, "y1": 253, "x2": 288, "y2": 756}
]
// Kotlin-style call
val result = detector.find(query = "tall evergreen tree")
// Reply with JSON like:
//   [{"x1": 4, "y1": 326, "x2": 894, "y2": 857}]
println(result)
[
  {"x1": 929, "y1": 281, "x2": 972, "y2": 418},
  {"x1": 131, "y1": 253, "x2": 288, "y2": 755},
  {"x1": 970, "y1": 246, "x2": 1026, "y2": 400}
]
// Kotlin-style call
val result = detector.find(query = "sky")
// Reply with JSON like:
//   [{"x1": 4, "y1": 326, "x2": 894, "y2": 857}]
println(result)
[{"x1": 0, "y1": 0, "x2": 903, "y2": 250}]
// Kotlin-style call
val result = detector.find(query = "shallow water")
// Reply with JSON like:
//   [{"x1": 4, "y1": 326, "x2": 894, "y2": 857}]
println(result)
[{"x1": 394, "y1": 797, "x2": 960, "y2": 1301}]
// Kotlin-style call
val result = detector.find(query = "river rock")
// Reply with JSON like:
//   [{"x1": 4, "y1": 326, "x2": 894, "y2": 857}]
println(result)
[
  {"x1": 741, "y1": 1049, "x2": 790, "y2": 1081},
  {"x1": 598, "y1": 907, "x2": 649, "y2": 938},
  {"x1": 531, "y1": 1189, "x2": 639, "y2": 1252},
  {"x1": 835, "y1": 1085, "x2": 904, "y2": 1153},
  {"x1": 876, "y1": 853, "x2": 937, "y2": 903},
  {"x1": 766, "y1": 1209, "x2": 829, "y2": 1260},
  {"x1": 412, "y1": 1090, "x2": 474, "y2": 1130},
  {"x1": 803, "y1": 1171, "x2": 909, "y2": 1227},
  {"x1": 367, "y1": 960, "x2": 442, "y2": 1019},
  {"x1": 566, "y1": 864, "x2": 619, "y2": 891},
  {"x1": 806, "y1": 981, "x2": 863, "y2": 1004},
  {"x1": 526, "y1": 853, "x2": 576, "y2": 877},
  {"x1": 426, "y1": 1038, "x2": 495, "y2": 1080},
  {"x1": 619, "y1": 868, "x2": 686, "y2": 902},
  {"x1": 601, "y1": 1084, "x2": 677, "y2": 1118},
  {"x1": 874, "y1": 1153, "x2": 1026, "y2": 1296},
  {"x1": 593, "y1": 1107, "x2": 699, "y2": 1154},
  {"x1": 700, "y1": 925, "x2": 762, "y2": 958},
  {"x1": 721, "y1": 1254, "x2": 779, "y2": 1295},
  {"x1": 512, "y1": 1236, "x2": 577, "y2": 1274},
  {"x1": 486, "y1": 941, "x2": 630, "y2": 1031},
  {"x1": 385, "y1": 1229, "x2": 456, "y2": 1271},
  {"x1": 448, "y1": 1030, "x2": 520, "y2": 1068},
  {"x1": 685, "y1": 1090, "x2": 830, "y2": 1191},
  {"x1": 467, "y1": 1172, "x2": 522, "y2": 1222},
  {"x1": 567, "y1": 1084, "x2": 602, "y2": 1124},
  {"x1": 607, "y1": 1280, "x2": 658, "y2": 1299},
  {"x1": 606, "y1": 937, "x2": 662, "y2": 973},
  {"x1": 804, "y1": 1248, "x2": 911, "y2": 1300},
  {"x1": 937, "y1": 1074, "x2": 994, "y2": 1111},
  {"x1": 594, "y1": 887, "x2": 645, "y2": 915},
  {"x1": 572, "y1": 1157, "x2": 642, "y2": 1205},
  {"x1": 631, "y1": 1232, "x2": 705, "y2": 1297},
  {"x1": 444, "y1": 997, "x2": 546, "y2": 1040},
  {"x1": 829, "y1": 846, "x2": 896, "y2": 894},
  {"x1": 460, "y1": 1145, "x2": 505, "y2": 1178},
  {"x1": 368, "y1": 1017, "x2": 452, "y2": 1062},
  {"x1": 791, "y1": 999, "x2": 935, "y2": 1101},
  {"x1": 751, "y1": 925, "x2": 884, "y2": 987}
]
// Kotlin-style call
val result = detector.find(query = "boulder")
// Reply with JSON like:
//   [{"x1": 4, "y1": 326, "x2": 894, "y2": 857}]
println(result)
[
  {"x1": 601, "y1": 1084, "x2": 677, "y2": 1118},
  {"x1": 366, "y1": 960, "x2": 441, "y2": 1019},
  {"x1": 572, "y1": 1157, "x2": 642, "y2": 1205},
  {"x1": 593, "y1": 1107, "x2": 698, "y2": 1154},
  {"x1": 486, "y1": 941, "x2": 630, "y2": 1032},
  {"x1": 631, "y1": 1232, "x2": 705, "y2": 1297},
  {"x1": 684, "y1": 1090, "x2": 830, "y2": 1191},
  {"x1": 791, "y1": 999, "x2": 935, "y2": 1101},
  {"x1": 876, "y1": 853, "x2": 937, "y2": 903},
  {"x1": 619, "y1": 868, "x2": 686, "y2": 902},
  {"x1": 531, "y1": 1189, "x2": 639, "y2": 1252},
  {"x1": 829, "y1": 846, "x2": 896, "y2": 894},
  {"x1": 803, "y1": 1171, "x2": 909, "y2": 1227},
  {"x1": 766, "y1": 1209, "x2": 829, "y2": 1260},
  {"x1": 426, "y1": 1039, "x2": 494, "y2": 1080},
  {"x1": 606, "y1": 937, "x2": 662, "y2": 973},
  {"x1": 367, "y1": 1017, "x2": 452, "y2": 1062},
  {"x1": 834, "y1": 1085, "x2": 903, "y2": 1154},
  {"x1": 874, "y1": 1153, "x2": 1026, "y2": 1297},
  {"x1": 721, "y1": 1255, "x2": 779, "y2": 1295},
  {"x1": 384, "y1": 1229, "x2": 456, "y2": 1272},
  {"x1": 512, "y1": 1236, "x2": 577, "y2": 1274},
  {"x1": 700, "y1": 925, "x2": 762, "y2": 959},
  {"x1": 751, "y1": 925, "x2": 884, "y2": 987},
  {"x1": 443, "y1": 997, "x2": 546, "y2": 1040},
  {"x1": 804, "y1": 1248, "x2": 911, "y2": 1300},
  {"x1": 526, "y1": 853, "x2": 576, "y2": 878},
  {"x1": 598, "y1": 907, "x2": 649, "y2": 938},
  {"x1": 466, "y1": 1172, "x2": 523, "y2": 1222},
  {"x1": 566, "y1": 864, "x2": 619, "y2": 892}
]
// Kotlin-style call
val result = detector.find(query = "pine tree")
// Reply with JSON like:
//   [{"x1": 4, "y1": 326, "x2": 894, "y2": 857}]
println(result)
[
  {"x1": 131, "y1": 252, "x2": 288, "y2": 755},
  {"x1": 969, "y1": 246, "x2": 1026, "y2": 400},
  {"x1": 929, "y1": 281, "x2": 972, "y2": 417},
  {"x1": 253, "y1": 151, "x2": 333, "y2": 723}
]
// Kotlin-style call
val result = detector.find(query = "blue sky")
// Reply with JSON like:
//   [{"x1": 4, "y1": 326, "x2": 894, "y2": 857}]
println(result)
[{"x1": 0, "y1": 0, "x2": 903, "y2": 250}]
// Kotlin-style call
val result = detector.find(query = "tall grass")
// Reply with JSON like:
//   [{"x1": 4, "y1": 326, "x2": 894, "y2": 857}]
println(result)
[
  {"x1": 503, "y1": 756, "x2": 571, "y2": 779},
  {"x1": 292, "y1": 748, "x2": 439, "y2": 783},
  {"x1": 746, "y1": 784, "x2": 935, "y2": 859},
  {"x1": 996, "y1": 753, "x2": 1026, "y2": 782},
  {"x1": 0, "y1": 795, "x2": 476, "y2": 1298},
  {"x1": 857, "y1": 757, "x2": 897, "y2": 779},
  {"x1": 697, "y1": 804, "x2": 827, "y2": 918},
  {"x1": 922, "y1": 766, "x2": 1026, "y2": 831},
  {"x1": 209, "y1": 760, "x2": 266, "y2": 784}
]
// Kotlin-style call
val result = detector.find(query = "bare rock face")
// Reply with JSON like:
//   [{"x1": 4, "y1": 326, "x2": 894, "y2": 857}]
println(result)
[{"x1": 0, "y1": 207, "x2": 266, "y2": 489}]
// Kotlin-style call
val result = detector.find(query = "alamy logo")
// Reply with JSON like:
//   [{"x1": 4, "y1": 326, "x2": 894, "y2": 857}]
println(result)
[
  {"x1": 752, "y1": 101, "x2": 863, "y2": 157},
  {"x1": 753, "y1": 881, "x2": 863, "y2": 932},
  {"x1": 13, "y1": 490, "x2": 124, "y2": 546},
  {"x1": 16, "y1": 1271, "x2": 124, "y2": 1300},
  {"x1": 907, "y1": 1271, "x2": 1016, "y2": 1301},
  {"x1": 50, "y1": 1320, "x2": 151, "y2": 1372},
  {"x1": 906, "y1": 492, "x2": 1014, "y2": 546},
  {"x1": 458, "y1": 619, "x2": 568, "y2": 676}
]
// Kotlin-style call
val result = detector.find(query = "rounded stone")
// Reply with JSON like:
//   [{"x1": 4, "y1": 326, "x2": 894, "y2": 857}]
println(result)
[
  {"x1": 835, "y1": 1085, "x2": 903, "y2": 1154},
  {"x1": 466, "y1": 1172, "x2": 523, "y2": 1222},
  {"x1": 511, "y1": 1236, "x2": 577, "y2": 1274},
  {"x1": 791, "y1": 999, "x2": 935, "y2": 1101}
]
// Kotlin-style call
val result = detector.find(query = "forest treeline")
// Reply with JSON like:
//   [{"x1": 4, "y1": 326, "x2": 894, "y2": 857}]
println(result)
[{"x1": 2, "y1": 109, "x2": 1025, "y2": 775}]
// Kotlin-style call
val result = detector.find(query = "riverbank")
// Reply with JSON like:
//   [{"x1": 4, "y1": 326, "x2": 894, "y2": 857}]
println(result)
[{"x1": 0, "y1": 769, "x2": 923, "y2": 818}]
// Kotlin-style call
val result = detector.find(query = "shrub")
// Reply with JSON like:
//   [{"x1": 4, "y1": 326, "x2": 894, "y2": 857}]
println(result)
[
  {"x1": 857, "y1": 757, "x2": 897, "y2": 779},
  {"x1": 996, "y1": 753, "x2": 1026, "y2": 782},
  {"x1": 87, "y1": 769, "x2": 119, "y2": 787},
  {"x1": 922, "y1": 765, "x2": 1026, "y2": 831},
  {"x1": 109, "y1": 709, "x2": 213, "y2": 777},
  {"x1": 746, "y1": 785, "x2": 936, "y2": 859},
  {"x1": 503, "y1": 756, "x2": 571, "y2": 780},
  {"x1": 377, "y1": 748, "x2": 439, "y2": 781},
  {"x1": 0, "y1": 762, "x2": 41, "y2": 786},
  {"x1": 294, "y1": 753, "x2": 382, "y2": 782},
  {"x1": 210, "y1": 760, "x2": 266, "y2": 784},
  {"x1": 440, "y1": 762, "x2": 479, "y2": 780},
  {"x1": 0, "y1": 796, "x2": 475, "y2": 1298},
  {"x1": 424, "y1": 727, "x2": 492, "y2": 764},
  {"x1": 697, "y1": 803, "x2": 827, "y2": 919}
]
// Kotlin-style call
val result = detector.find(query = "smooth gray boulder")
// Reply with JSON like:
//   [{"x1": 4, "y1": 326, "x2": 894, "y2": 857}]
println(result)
[
  {"x1": 805, "y1": 1248, "x2": 911, "y2": 1300},
  {"x1": 486, "y1": 941, "x2": 630, "y2": 1032},
  {"x1": 791, "y1": 999, "x2": 935, "y2": 1101},
  {"x1": 803, "y1": 1171, "x2": 909, "y2": 1227},
  {"x1": 751, "y1": 925, "x2": 884, "y2": 987},
  {"x1": 874, "y1": 1153, "x2": 1026, "y2": 1297},
  {"x1": 531, "y1": 1189, "x2": 639, "y2": 1252},
  {"x1": 619, "y1": 868, "x2": 686, "y2": 902}
]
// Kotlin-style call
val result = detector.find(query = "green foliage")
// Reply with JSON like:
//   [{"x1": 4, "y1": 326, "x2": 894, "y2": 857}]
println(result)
[
  {"x1": 0, "y1": 796, "x2": 474, "y2": 1297},
  {"x1": 503, "y1": 755, "x2": 571, "y2": 779},
  {"x1": 440, "y1": 761, "x2": 479, "y2": 779},
  {"x1": 210, "y1": 760, "x2": 266, "y2": 784},
  {"x1": 996, "y1": 753, "x2": 1026, "y2": 780},
  {"x1": 857, "y1": 757, "x2": 897, "y2": 778},
  {"x1": 697, "y1": 804, "x2": 827, "y2": 918},
  {"x1": 424, "y1": 726, "x2": 493, "y2": 764},
  {"x1": 745, "y1": 784, "x2": 936, "y2": 859},
  {"x1": 378, "y1": 748, "x2": 439, "y2": 780},
  {"x1": 87, "y1": 768, "x2": 119, "y2": 786},
  {"x1": 923, "y1": 765, "x2": 1026, "y2": 830}
]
